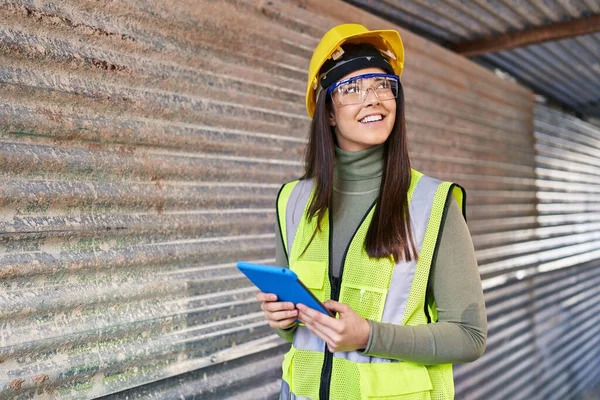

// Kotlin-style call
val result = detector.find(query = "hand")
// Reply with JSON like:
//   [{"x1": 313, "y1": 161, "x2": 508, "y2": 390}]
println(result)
[
  {"x1": 256, "y1": 292, "x2": 298, "y2": 329},
  {"x1": 297, "y1": 300, "x2": 370, "y2": 353}
]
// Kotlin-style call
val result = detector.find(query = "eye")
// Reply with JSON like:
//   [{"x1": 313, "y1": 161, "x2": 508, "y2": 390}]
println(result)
[
  {"x1": 340, "y1": 83, "x2": 360, "y2": 95},
  {"x1": 375, "y1": 79, "x2": 391, "y2": 89}
]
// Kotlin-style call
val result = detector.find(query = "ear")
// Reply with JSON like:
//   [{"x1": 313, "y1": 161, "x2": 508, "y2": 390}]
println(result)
[{"x1": 328, "y1": 109, "x2": 337, "y2": 127}]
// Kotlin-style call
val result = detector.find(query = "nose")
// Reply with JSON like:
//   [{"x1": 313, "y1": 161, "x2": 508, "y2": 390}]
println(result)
[{"x1": 363, "y1": 87, "x2": 380, "y2": 106}]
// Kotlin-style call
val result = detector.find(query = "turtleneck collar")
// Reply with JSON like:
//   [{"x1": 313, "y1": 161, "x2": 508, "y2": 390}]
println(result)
[{"x1": 334, "y1": 143, "x2": 384, "y2": 194}]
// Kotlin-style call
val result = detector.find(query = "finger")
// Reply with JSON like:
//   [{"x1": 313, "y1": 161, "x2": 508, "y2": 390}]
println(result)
[
  {"x1": 269, "y1": 308, "x2": 298, "y2": 321},
  {"x1": 297, "y1": 306, "x2": 339, "y2": 339},
  {"x1": 297, "y1": 306, "x2": 343, "y2": 349},
  {"x1": 323, "y1": 300, "x2": 349, "y2": 314},
  {"x1": 301, "y1": 311, "x2": 339, "y2": 338},
  {"x1": 263, "y1": 301, "x2": 296, "y2": 313},
  {"x1": 301, "y1": 317, "x2": 337, "y2": 348},
  {"x1": 297, "y1": 304, "x2": 334, "y2": 326},
  {"x1": 256, "y1": 292, "x2": 278, "y2": 302},
  {"x1": 269, "y1": 317, "x2": 298, "y2": 329}
]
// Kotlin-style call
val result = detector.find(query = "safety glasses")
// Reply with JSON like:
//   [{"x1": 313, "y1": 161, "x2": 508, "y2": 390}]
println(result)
[{"x1": 327, "y1": 73, "x2": 400, "y2": 106}]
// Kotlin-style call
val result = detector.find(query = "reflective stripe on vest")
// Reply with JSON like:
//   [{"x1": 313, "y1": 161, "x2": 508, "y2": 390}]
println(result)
[{"x1": 276, "y1": 169, "x2": 465, "y2": 400}]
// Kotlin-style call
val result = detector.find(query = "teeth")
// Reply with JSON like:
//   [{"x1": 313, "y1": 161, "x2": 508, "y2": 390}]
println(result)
[{"x1": 360, "y1": 115, "x2": 383, "y2": 123}]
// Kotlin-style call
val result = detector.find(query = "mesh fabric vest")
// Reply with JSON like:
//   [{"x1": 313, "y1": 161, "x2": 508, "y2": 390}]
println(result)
[{"x1": 276, "y1": 169, "x2": 466, "y2": 400}]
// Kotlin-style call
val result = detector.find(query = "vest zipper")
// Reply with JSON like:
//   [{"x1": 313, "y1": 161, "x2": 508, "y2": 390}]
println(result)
[
  {"x1": 319, "y1": 210, "x2": 335, "y2": 400},
  {"x1": 319, "y1": 200, "x2": 378, "y2": 400}
]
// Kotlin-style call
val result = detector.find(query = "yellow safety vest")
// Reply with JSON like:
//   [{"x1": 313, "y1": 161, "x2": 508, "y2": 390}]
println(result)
[{"x1": 276, "y1": 169, "x2": 466, "y2": 400}]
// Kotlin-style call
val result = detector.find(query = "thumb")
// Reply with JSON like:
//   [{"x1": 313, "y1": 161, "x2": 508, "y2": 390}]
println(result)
[{"x1": 323, "y1": 300, "x2": 350, "y2": 314}]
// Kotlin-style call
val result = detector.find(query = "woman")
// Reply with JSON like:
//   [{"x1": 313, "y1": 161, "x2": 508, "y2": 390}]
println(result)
[{"x1": 256, "y1": 24, "x2": 487, "y2": 400}]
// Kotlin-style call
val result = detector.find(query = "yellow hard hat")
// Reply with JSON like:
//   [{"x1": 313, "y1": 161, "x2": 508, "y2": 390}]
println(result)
[{"x1": 306, "y1": 23, "x2": 405, "y2": 118}]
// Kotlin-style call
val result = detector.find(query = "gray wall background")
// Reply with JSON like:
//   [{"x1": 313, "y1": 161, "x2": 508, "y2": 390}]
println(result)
[{"x1": 0, "y1": 0, "x2": 598, "y2": 399}]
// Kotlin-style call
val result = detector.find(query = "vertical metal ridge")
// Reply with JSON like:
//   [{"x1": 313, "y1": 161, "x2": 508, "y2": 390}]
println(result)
[{"x1": 455, "y1": 105, "x2": 600, "y2": 399}]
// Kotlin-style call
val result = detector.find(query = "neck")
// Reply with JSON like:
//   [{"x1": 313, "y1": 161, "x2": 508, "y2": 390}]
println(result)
[{"x1": 334, "y1": 144, "x2": 384, "y2": 194}]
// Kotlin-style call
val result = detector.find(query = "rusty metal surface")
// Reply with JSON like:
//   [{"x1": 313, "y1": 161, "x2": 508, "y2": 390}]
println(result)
[
  {"x1": 344, "y1": 0, "x2": 600, "y2": 118},
  {"x1": 0, "y1": 0, "x2": 308, "y2": 398},
  {"x1": 1, "y1": 0, "x2": 597, "y2": 399}
]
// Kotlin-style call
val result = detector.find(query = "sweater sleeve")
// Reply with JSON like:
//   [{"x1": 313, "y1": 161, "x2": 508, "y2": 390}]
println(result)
[
  {"x1": 275, "y1": 215, "x2": 298, "y2": 342},
  {"x1": 362, "y1": 199, "x2": 487, "y2": 364}
]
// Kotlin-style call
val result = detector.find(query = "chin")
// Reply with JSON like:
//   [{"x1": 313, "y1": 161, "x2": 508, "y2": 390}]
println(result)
[
  {"x1": 364, "y1": 132, "x2": 391, "y2": 145},
  {"x1": 358, "y1": 140, "x2": 386, "y2": 149}
]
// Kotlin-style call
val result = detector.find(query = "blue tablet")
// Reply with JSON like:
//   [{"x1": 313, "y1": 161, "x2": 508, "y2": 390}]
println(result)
[{"x1": 237, "y1": 261, "x2": 334, "y2": 317}]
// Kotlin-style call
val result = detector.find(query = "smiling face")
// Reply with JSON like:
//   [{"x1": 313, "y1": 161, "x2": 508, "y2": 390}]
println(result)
[{"x1": 329, "y1": 67, "x2": 397, "y2": 152}]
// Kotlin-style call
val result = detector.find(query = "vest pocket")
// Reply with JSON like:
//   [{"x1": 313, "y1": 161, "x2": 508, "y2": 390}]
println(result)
[
  {"x1": 357, "y1": 361, "x2": 433, "y2": 399},
  {"x1": 340, "y1": 282, "x2": 387, "y2": 321},
  {"x1": 287, "y1": 347, "x2": 324, "y2": 400},
  {"x1": 291, "y1": 260, "x2": 327, "y2": 302}
]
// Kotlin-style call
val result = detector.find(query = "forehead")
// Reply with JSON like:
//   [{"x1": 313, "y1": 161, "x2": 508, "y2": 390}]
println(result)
[{"x1": 338, "y1": 67, "x2": 388, "y2": 82}]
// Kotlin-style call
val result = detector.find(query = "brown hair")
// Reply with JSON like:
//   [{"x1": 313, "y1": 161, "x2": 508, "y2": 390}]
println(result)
[{"x1": 303, "y1": 82, "x2": 418, "y2": 262}]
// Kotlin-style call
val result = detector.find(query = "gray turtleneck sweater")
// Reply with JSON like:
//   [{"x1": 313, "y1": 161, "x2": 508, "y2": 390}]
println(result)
[{"x1": 275, "y1": 144, "x2": 487, "y2": 364}]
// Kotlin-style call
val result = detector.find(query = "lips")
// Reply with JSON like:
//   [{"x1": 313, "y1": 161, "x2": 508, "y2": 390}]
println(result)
[{"x1": 360, "y1": 114, "x2": 384, "y2": 124}]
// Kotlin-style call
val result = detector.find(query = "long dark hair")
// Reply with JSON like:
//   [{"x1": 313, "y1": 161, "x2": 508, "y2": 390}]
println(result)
[{"x1": 303, "y1": 82, "x2": 418, "y2": 262}]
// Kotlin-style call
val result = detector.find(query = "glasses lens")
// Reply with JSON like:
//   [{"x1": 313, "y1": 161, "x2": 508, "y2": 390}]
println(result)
[
  {"x1": 373, "y1": 77, "x2": 397, "y2": 100},
  {"x1": 336, "y1": 81, "x2": 362, "y2": 104},
  {"x1": 334, "y1": 76, "x2": 398, "y2": 105}
]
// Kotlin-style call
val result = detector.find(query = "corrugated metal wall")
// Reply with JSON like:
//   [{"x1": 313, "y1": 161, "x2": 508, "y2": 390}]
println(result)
[
  {"x1": 2, "y1": 0, "x2": 597, "y2": 399},
  {"x1": 455, "y1": 105, "x2": 600, "y2": 400},
  {"x1": 0, "y1": 0, "x2": 309, "y2": 398}
]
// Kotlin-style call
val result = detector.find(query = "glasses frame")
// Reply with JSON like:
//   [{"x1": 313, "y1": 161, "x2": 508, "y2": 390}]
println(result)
[{"x1": 326, "y1": 73, "x2": 400, "y2": 105}]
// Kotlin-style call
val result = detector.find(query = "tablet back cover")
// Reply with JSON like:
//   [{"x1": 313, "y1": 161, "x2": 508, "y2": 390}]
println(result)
[{"x1": 237, "y1": 262, "x2": 331, "y2": 316}]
